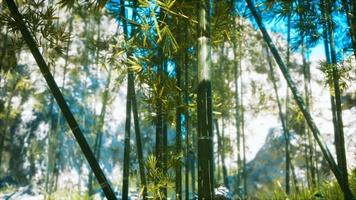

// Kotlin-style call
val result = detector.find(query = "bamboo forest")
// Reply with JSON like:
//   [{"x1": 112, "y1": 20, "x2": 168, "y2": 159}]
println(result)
[{"x1": 1, "y1": 0, "x2": 356, "y2": 199}]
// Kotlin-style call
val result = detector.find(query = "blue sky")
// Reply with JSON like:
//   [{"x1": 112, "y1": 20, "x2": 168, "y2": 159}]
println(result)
[{"x1": 107, "y1": 0, "x2": 352, "y2": 64}]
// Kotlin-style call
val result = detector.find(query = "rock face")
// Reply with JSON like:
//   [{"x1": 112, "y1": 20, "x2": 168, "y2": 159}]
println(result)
[
  {"x1": 246, "y1": 127, "x2": 290, "y2": 188},
  {"x1": 229, "y1": 127, "x2": 295, "y2": 197},
  {"x1": 230, "y1": 106, "x2": 356, "y2": 197},
  {"x1": 239, "y1": 127, "x2": 301, "y2": 196},
  {"x1": 344, "y1": 107, "x2": 356, "y2": 170}
]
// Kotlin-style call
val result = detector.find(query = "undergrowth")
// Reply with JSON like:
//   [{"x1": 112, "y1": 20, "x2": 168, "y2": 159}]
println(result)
[{"x1": 253, "y1": 169, "x2": 356, "y2": 200}]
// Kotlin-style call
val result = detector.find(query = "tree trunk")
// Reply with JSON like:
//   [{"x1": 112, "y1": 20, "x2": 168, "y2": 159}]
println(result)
[
  {"x1": 122, "y1": 69, "x2": 132, "y2": 200},
  {"x1": 49, "y1": 16, "x2": 74, "y2": 193},
  {"x1": 290, "y1": 160, "x2": 299, "y2": 192},
  {"x1": 320, "y1": 1, "x2": 342, "y2": 190},
  {"x1": 46, "y1": 23, "x2": 61, "y2": 194},
  {"x1": 246, "y1": 0, "x2": 354, "y2": 198},
  {"x1": 184, "y1": 21, "x2": 190, "y2": 200},
  {"x1": 299, "y1": 13, "x2": 316, "y2": 186},
  {"x1": 118, "y1": 1, "x2": 147, "y2": 198},
  {"x1": 163, "y1": 62, "x2": 168, "y2": 199},
  {"x1": 45, "y1": 63, "x2": 58, "y2": 196},
  {"x1": 233, "y1": 14, "x2": 242, "y2": 195},
  {"x1": 175, "y1": 29, "x2": 183, "y2": 200},
  {"x1": 131, "y1": 79, "x2": 148, "y2": 199},
  {"x1": 76, "y1": 72, "x2": 88, "y2": 194},
  {"x1": 221, "y1": 121, "x2": 228, "y2": 189},
  {"x1": 216, "y1": 145, "x2": 221, "y2": 183},
  {"x1": 197, "y1": 0, "x2": 214, "y2": 199},
  {"x1": 83, "y1": 18, "x2": 96, "y2": 196},
  {"x1": 154, "y1": 9, "x2": 166, "y2": 198},
  {"x1": 4, "y1": 1, "x2": 117, "y2": 199},
  {"x1": 129, "y1": 15, "x2": 148, "y2": 198},
  {"x1": 239, "y1": 46, "x2": 247, "y2": 198},
  {"x1": 155, "y1": 43, "x2": 167, "y2": 199},
  {"x1": 0, "y1": 76, "x2": 19, "y2": 173},
  {"x1": 191, "y1": 147, "x2": 196, "y2": 195},
  {"x1": 326, "y1": 1, "x2": 350, "y2": 199},
  {"x1": 93, "y1": 17, "x2": 104, "y2": 162},
  {"x1": 215, "y1": 119, "x2": 228, "y2": 188},
  {"x1": 265, "y1": 47, "x2": 290, "y2": 194},
  {"x1": 121, "y1": 1, "x2": 133, "y2": 199},
  {"x1": 88, "y1": 17, "x2": 111, "y2": 198},
  {"x1": 285, "y1": 9, "x2": 292, "y2": 194},
  {"x1": 231, "y1": 7, "x2": 246, "y2": 196}
]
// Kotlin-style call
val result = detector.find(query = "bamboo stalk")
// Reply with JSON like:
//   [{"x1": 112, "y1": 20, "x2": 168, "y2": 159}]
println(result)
[{"x1": 4, "y1": 0, "x2": 117, "y2": 199}]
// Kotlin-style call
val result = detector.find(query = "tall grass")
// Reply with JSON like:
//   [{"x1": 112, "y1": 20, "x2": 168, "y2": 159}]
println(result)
[{"x1": 253, "y1": 169, "x2": 356, "y2": 200}]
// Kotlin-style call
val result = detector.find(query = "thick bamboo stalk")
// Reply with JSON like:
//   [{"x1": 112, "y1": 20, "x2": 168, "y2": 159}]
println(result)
[
  {"x1": 326, "y1": 1, "x2": 350, "y2": 199},
  {"x1": 197, "y1": 0, "x2": 214, "y2": 199},
  {"x1": 4, "y1": 0, "x2": 117, "y2": 199}
]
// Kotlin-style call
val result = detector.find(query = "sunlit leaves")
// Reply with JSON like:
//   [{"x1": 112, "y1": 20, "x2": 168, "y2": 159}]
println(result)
[
  {"x1": 145, "y1": 154, "x2": 176, "y2": 199},
  {"x1": 159, "y1": 25, "x2": 178, "y2": 56},
  {"x1": 138, "y1": 0, "x2": 151, "y2": 8},
  {"x1": 155, "y1": 0, "x2": 176, "y2": 9},
  {"x1": 57, "y1": 0, "x2": 76, "y2": 10},
  {"x1": 108, "y1": 0, "x2": 196, "y2": 58},
  {"x1": 136, "y1": 64, "x2": 181, "y2": 125},
  {"x1": 15, "y1": 78, "x2": 31, "y2": 91},
  {"x1": 0, "y1": 3, "x2": 71, "y2": 56},
  {"x1": 211, "y1": 1, "x2": 234, "y2": 46},
  {"x1": 136, "y1": 15, "x2": 153, "y2": 48},
  {"x1": 287, "y1": 103, "x2": 305, "y2": 136},
  {"x1": 151, "y1": 9, "x2": 161, "y2": 41},
  {"x1": 263, "y1": 0, "x2": 293, "y2": 18},
  {"x1": 127, "y1": 56, "x2": 143, "y2": 73},
  {"x1": 318, "y1": 58, "x2": 354, "y2": 94},
  {"x1": 154, "y1": 0, "x2": 192, "y2": 21}
]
